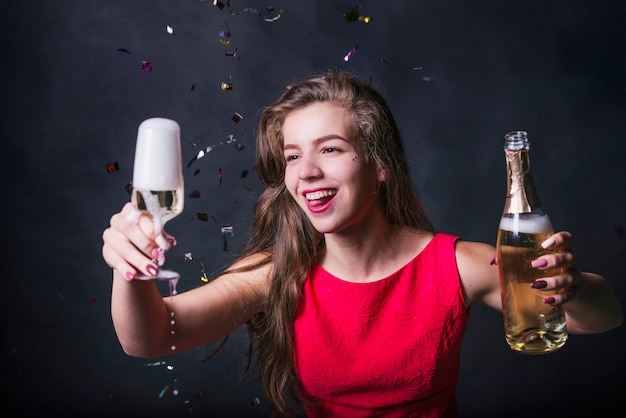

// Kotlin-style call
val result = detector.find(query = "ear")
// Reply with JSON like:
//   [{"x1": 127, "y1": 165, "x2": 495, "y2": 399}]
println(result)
[{"x1": 377, "y1": 166, "x2": 388, "y2": 183}]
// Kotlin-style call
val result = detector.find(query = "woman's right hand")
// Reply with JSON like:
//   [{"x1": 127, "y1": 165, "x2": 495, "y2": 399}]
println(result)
[{"x1": 102, "y1": 202, "x2": 175, "y2": 281}]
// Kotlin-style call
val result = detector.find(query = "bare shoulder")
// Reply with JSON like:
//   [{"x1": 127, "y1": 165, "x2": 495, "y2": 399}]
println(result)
[{"x1": 455, "y1": 240, "x2": 501, "y2": 310}]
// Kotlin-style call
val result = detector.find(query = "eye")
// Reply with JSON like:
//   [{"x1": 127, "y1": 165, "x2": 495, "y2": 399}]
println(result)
[
  {"x1": 285, "y1": 154, "x2": 300, "y2": 163},
  {"x1": 322, "y1": 147, "x2": 340, "y2": 154}
]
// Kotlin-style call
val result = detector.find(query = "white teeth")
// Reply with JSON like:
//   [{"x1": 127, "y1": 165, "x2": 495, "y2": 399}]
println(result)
[{"x1": 305, "y1": 190, "x2": 336, "y2": 201}]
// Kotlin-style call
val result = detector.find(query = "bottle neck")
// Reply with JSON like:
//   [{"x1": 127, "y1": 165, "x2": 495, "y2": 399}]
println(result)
[{"x1": 503, "y1": 149, "x2": 542, "y2": 214}]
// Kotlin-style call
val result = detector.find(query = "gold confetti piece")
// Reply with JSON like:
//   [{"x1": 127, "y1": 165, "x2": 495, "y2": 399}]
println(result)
[
  {"x1": 166, "y1": 25, "x2": 175, "y2": 35},
  {"x1": 343, "y1": 7, "x2": 371, "y2": 24},
  {"x1": 197, "y1": 212, "x2": 209, "y2": 222},
  {"x1": 199, "y1": 261, "x2": 209, "y2": 283},
  {"x1": 221, "y1": 81, "x2": 233, "y2": 90}
]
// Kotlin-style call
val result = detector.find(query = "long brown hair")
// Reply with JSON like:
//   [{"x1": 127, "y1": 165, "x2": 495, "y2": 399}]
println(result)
[{"x1": 229, "y1": 70, "x2": 434, "y2": 417}]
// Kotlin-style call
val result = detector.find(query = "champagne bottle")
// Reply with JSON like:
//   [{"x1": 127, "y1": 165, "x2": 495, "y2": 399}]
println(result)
[{"x1": 496, "y1": 130, "x2": 567, "y2": 354}]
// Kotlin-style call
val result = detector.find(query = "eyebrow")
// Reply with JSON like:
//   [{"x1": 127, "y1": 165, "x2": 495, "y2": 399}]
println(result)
[{"x1": 283, "y1": 134, "x2": 349, "y2": 151}]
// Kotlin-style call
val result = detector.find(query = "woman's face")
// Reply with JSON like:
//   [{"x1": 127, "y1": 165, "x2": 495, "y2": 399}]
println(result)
[{"x1": 282, "y1": 102, "x2": 385, "y2": 234}]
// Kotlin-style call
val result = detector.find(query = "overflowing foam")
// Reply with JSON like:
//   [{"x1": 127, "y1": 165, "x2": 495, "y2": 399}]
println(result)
[
  {"x1": 133, "y1": 117, "x2": 182, "y2": 190},
  {"x1": 499, "y1": 213, "x2": 553, "y2": 234}
]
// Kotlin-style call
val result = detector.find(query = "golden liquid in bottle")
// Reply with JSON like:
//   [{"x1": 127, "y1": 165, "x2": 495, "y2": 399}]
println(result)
[{"x1": 496, "y1": 215, "x2": 567, "y2": 354}]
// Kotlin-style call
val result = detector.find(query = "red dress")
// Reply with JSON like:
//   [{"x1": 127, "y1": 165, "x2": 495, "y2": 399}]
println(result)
[{"x1": 294, "y1": 233, "x2": 468, "y2": 417}]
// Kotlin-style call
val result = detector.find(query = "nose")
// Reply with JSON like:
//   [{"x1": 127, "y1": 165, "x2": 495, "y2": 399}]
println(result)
[{"x1": 298, "y1": 155, "x2": 323, "y2": 180}]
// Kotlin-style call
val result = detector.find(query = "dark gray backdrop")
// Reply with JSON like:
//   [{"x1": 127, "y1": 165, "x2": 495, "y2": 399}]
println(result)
[{"x1": 3, "y1": 1, "x2": 625, "y2": 417}]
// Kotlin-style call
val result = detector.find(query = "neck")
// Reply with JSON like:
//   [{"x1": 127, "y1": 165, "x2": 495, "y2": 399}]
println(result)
[{"x1": 322, "y1": 216, "x2": 429, "y2": 283}]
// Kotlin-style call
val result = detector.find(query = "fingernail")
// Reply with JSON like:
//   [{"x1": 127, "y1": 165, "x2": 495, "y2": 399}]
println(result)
[
  {"x1": 543, "y1": 296, "x2": 556, "y2": 304},
  {"x1": 541, "y1": 237, "x2": 556, "y2": 249},
  {"x1": 531, "y1": 258, "x2": 548, "y2": 268},
  {"x1": 168, "y1": 236, "x2": 177, "y2": 246},
  {"x1": 125, "y1": 271, "x2": 136, "y2": 281},
  {"x1": 150, "y1": 248, "x2": 160, "y2": 259},
  {"x1": 531, "y1": 280, "x2": 547, "y2": 289},
  {"x1": 146, "y1": 264, "x2": 159, "y2": 276},
  {"x1": 156, "y1": 248, "x2": 166, "y2": 267}
]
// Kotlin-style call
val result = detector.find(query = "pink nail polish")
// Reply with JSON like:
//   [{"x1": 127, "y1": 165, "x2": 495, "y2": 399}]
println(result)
[
  {"x1": 125, "y1": 271, "x2": 135, "y2": 281},
  {"x1": 150, "y1": 248, "x2": 160, "y2": 259},
  {"x1": 543, "y1": 296, "x2": 555, "y2": 304},
  {"x1": 531, "y1": 259, "x2": 548, "y2": 268},
  {"x1": 146, "y1": 264, "x2": 159, "y2": 276},
  {"x1": 168, "y1": 236, "x2": 177, "y2": 246}
]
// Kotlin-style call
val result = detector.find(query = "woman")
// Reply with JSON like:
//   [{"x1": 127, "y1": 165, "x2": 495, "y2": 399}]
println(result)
[{"x1": 102, "y1": 70, "x2": 622, "y2": 417}]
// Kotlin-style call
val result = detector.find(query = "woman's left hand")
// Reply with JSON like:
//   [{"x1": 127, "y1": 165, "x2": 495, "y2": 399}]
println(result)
[{"x1": 529, "y1": 231, "x2": 580, "y2": 306}]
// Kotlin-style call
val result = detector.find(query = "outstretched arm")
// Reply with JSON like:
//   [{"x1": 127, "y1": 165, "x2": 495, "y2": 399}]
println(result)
[
  {"x1": 530, "y1": 232, "x2": 622, "y2": 334},
  {"x1": 102, "y1": 203, "x2": 270, "y2": 358},
  {"x1": 457, "y1": 232, "x2": 623, "y2": 335}
]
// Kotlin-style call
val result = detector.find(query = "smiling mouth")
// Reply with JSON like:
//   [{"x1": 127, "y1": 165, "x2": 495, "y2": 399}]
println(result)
[{"x1": 305, "y1": 189, "x2": 337, "y2": 202}]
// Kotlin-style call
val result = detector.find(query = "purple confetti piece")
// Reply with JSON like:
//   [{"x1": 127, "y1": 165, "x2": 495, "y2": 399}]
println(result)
[
  {"x1": 343, "y1": 45, "x2": 358, "y2": 62},
  {"x1": 141, "y1": 60, "x2": 152, "y2": 73}
]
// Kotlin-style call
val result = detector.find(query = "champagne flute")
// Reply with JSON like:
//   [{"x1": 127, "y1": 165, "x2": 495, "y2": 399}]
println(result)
[{"x1": 127, "y1": 117, "x2": 184, "y2": 288}]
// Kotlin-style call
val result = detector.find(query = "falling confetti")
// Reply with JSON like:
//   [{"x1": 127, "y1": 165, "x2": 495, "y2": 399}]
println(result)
[
  {"x1": 221, "y1": 81, "x2": 233, "y2": 90},
  {"x1": 219, "y1": 22, "x2": 231, "y2": 40},
  {"x1": 343, "y1": 45, "x2": 358, "y2": 62},
  {"x1": 188, "y1": 190, "x2": 201, "y2": 198},
  {"x1": 260, "y1": 7, "x2": 284, "y2": 22},
  {"x1": 200, "y1": 261, "x2": 209, "y2": 283},
  {"x1": 158, "y1": 385, "x2": 169, "y2": 398},
  {"x1": 197, "y1": 212, "x2": 209, "y2": 222},
  {"x1": 221, "y1": 224, "x2": 234, "y2": 236},
  {"x1": 187, "y1": 134, "x2": 244, "y2": 168},
  {"x1": 232, "y1": 112, "x2": 243, "y2": 123},
  {"x1": 141, "y1": 60, "x2": 152, "y2": 73},
  {"x1": 184, "y1": 253, "x2": 193, "y2": 261},
  {"x1": 105, "y1": 162, "x2": 119, "y2": 173},
  {"x1": 218, "y1": 167, "x2": 223, "y2": 185},
  {"x1": 225, "y1": 47, "x2": 241, "y2": 59},
  {"x1": 343, "y1": 7, "x2": 372, "y2": 23},
  {"x1": 220, "y1": 2, "x2": 285, "y2": 21},
  {"x1": 117, "y1": 48, "x2": 131, "y2": 55},
  {"x1": 166, "y1": 25, "x2": 175, "y2": 35}
]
